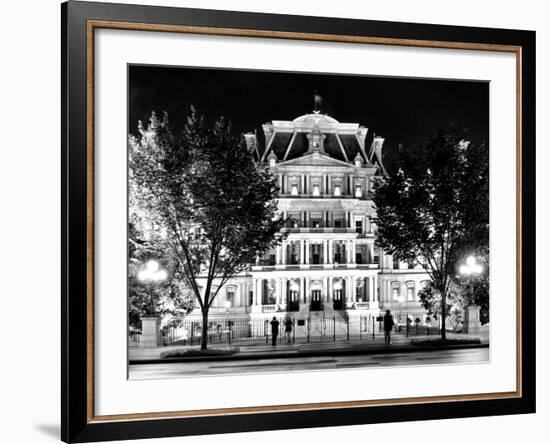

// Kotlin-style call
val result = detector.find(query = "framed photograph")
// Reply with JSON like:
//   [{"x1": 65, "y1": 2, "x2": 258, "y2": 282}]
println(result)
[{"x1": 62, "y1": 1, "x2": 536, "y2": 442}]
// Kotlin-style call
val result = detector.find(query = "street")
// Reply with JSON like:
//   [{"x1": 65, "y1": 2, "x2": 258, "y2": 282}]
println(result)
[{"x1": 129, "y1": 347, "x2": 489, "y2": 379}]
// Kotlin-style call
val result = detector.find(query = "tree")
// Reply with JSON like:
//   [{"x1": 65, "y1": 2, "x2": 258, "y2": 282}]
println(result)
[
  {"x1": 128, "y1": 216, "x2": 193, "y2": 329},
  {"x1": 129, "y1": 108, "x2": 283, "y2": 349},
  {"x1": 372, "y1": 127, "x2": 489, "y2": 340}
]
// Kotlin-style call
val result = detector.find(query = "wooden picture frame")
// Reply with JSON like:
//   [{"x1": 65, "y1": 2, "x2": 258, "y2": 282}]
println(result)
[{"x1": 61, "y1": 1, "x2": 536, "y2": 442}]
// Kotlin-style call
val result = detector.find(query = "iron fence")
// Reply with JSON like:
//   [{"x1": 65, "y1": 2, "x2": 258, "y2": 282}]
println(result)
[{"x1": 162, "y1": 311, "x2": 440, "y2": 346}]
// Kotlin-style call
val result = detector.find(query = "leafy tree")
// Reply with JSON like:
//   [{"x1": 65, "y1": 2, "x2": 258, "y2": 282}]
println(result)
[
  {"x1": 373, "y1": 127, "x2": 489, "y2": 340},
  {"x1": 129, "y1": 108, "x2": 283, "y2": 349},
  {"x1": 128, "y1": 216, "x2": 193, "y2": 329}
]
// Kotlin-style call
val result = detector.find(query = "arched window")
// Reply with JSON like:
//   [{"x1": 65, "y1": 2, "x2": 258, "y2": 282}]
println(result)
[
  {"x1": 406, "y1": 281, "x2": 416, "y2": 301},
  {"x1": 391, "y1": 282, "x2": 401, "y2": 301},
  {"x1": 226, "y1": 286, "x2": 236, "y2": 306}
]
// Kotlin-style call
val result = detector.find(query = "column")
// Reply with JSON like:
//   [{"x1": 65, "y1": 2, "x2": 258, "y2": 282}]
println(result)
[
  {"x1": 351, "y1": 241, "x2": 356, "y2": 263},
  {"x1": 281, "y1": 241, "x2": 287, "y2": 265},
  {"x1": 305, "y1": 277, "x2": 310, "y2": 305},
  {"x1": 323, "y1": 240, "x2": 328, "y2": 264},
  {"x1": 256, "y1": 279, "x2": 263, "y2": 305},
  {"x1": 322, "y1": 276, "x2": 327, "y2": 303},
  {"x1": 276, "y1": 244, "x2": 282, "y2": 265},
  {"x1": 305, "y1": 240, "x2": 310, "y2": 264},
  {"x1": 328, "y1": 240, "x2": 333, "y2": 263},
  {"x1": 371, "y1": 278, "x2": 379, "y2": 308},
  {"x1": 300, "y1": 277, "x2": 305, "y2": 304},
  {"x1": 299, "y1": 240, "x2": 305, "y2": 264},
  {"x1": 351, "y1": 277, "x2": 356, "y2": 304},
  {"x1": 328, "y1": 277, "x2": 333, "y2": 302},
  {"x1": 368, "y1": 244, "x2": 374, "y2": 264},
  {"x1": 252, "y1": 278, "x2": 258, "y2": 305}
]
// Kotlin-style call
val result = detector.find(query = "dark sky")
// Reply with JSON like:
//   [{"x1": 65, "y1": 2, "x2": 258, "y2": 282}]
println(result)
[{"x1": 129, "y1": 64, "x2": 489, "y2": 167}]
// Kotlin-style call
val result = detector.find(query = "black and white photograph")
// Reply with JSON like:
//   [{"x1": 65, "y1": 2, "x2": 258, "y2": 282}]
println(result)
[{"x1": 127, "y1": 65, "x2": 490, "y2": 379}]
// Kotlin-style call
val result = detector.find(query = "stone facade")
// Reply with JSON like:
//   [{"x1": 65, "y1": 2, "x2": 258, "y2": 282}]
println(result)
[{"x1": 189, "y1": 112, "x2": 430, "y2": 330}]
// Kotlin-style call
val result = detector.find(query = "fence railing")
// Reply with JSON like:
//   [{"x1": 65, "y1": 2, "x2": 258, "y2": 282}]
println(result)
[{"x1": 161, "y1": 311, "x2": 440, "y2": 346}]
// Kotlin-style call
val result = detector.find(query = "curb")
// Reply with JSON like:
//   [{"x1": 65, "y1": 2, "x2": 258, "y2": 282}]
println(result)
[{"x1": 129, "y1": 343, "x2": 488, "y2": 365}]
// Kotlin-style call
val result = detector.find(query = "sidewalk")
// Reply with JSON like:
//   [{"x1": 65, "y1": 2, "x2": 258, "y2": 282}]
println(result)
[{"x1": 129, "y1": 332, "x2": 489, "y2": 364}]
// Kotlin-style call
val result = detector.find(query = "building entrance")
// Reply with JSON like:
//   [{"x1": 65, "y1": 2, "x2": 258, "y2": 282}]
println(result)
[
  {"x1": 310, "y1": 290, "x2": 322, "y2": 311},
  {"x1": 333, "y1": 289, "x2": 344, "y2": 310},
  {"x1": 287, "y1": 289, "x2": 299, "y2": 311}
]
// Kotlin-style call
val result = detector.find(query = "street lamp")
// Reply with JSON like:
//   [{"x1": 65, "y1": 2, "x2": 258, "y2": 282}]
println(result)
[
  {"x1": 459, "y1": 255, "x2": 483, "y2": 276},
  {"x1": 459, "y1": 255, "x2": 483, "y2": 303},
  {"x1": 458, "y1": 255, "x2": 484, "y2": 334},
  {"x1": 137, "y1": 259, "x2": 167, "y2": 315}
]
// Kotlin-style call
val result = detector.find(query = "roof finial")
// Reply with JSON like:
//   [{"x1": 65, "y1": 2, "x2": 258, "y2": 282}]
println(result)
[{"x1": 313, "y1": 90, "x2": 322, "y2": 114}]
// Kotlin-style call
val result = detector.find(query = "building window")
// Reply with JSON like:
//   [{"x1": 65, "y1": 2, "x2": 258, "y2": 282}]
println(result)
[
  {"x1": 312, "y1": 244, "x2": 321, "y2": 264},
  {"x1": 355, "y1": 184, "x2": 362, "y2": 198},
  {"x1": 392, "y1": 283, "x2": 401, "y2": 301},
  {"x1": 406, "y1": 282, "x2": 415, "y2": 301},
  {"x1": 312, "y1": 184, "x2": 320, "y2": 196},
  {"x1": 248, "y1": 290, "x2": 253, "y2": 306},
  {"x1": 291, "y1": 183, "x2": 299, "y2": 195},
  {"x1": 334, "y1": 184, "x2": 341, "y2": 196},
  {"x1": 355, "y1": 220, "x2": 363, "y2": 234},
  {"x1": 226, "y1": 288, "x2": 235, "y2": 306},
  {"x1": 393, "y1": 257, "x2": 400, "y2": 269},
  {"x1": 290, "y1": 243, "x2": 299, "y2": 265}
]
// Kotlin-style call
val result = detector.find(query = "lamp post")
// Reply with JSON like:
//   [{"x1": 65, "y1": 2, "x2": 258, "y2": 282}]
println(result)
[
  {"x1": 137, "y1": 259, "x2": 168, "y2": 315},
  {"x1": 458, "y1": 255, "x2": 483, "y2": 334},
  {"x1": 137, "y1": 259, "x2": 167, "y2": 347}
]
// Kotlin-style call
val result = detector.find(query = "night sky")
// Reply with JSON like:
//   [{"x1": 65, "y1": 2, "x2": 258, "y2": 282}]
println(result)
[{"x1": 129, "y1": 64, "x2": 489, "y2": 168}]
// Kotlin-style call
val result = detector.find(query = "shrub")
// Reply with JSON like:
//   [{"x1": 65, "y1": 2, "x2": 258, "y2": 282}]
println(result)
[
  {"x1": 411, "y1": 335, "x2": 481, "y2": 346},
  {"x1": 160, "y1": 346, "x2": 240, "y2": 359}
]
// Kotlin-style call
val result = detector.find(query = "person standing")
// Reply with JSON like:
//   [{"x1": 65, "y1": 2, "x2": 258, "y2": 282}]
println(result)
[
  {"x1": 270, "y1": 316, "x2": 280, "y2": 346},
  {"x1": 284, "y1": 317, "x2": 294, "y2": 343},
  {"x1": 383, "y1": 310, "x2": 394, "y2": 345}
]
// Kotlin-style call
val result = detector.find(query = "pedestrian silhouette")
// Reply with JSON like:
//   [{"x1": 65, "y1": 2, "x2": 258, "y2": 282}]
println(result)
[
  {"x1": 270, "y1": 316, "x2": 280, "y2": 346},
  {"x1": 383, "y1": 310, "x2": 395, "y2": 345},
  {"x1": 284, "y1": 317, "x2": 294, "y2": 343}
]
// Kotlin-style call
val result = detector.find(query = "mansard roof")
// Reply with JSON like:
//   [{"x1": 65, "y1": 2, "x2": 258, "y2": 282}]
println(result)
[{"x1": 243, "y1": 112, "x2": 387, "y2": 174}]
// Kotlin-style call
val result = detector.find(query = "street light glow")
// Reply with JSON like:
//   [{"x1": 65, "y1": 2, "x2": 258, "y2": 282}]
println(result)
[
  {"x1": 137, "y1": 259, "x2": 168, "y2": 282},
  {"x1": 459, "y1": 255, "x2": 483, "y2": 276},
  {"x1": 146, "y1": 259, "x2": 159, "y2": 272}
]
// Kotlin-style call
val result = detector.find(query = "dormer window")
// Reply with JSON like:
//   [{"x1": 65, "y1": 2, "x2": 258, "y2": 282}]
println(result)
[
  {"x1": 312, "y1": 184, "x2": 320, "y2": 196},
  {"x1": 291, "y1": 184, "x2": 299, "y2": 196},
  {"x1": 334, "y1": 185, "x2": 341, "y2": 196},
  {"x1": 267, "y1": 151, "x2": 278, "y2": 167}
]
